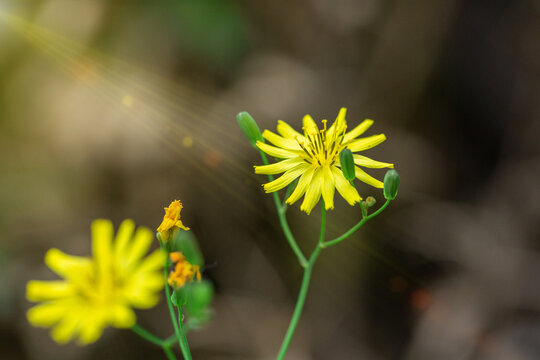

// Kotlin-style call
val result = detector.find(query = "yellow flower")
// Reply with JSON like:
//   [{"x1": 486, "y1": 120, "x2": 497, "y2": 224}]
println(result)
[
  {"x1": 254, "y1": 108, "x2": 393, "y2": 214},
  {"x1": 157, "y1": 200, "x2": 190, "y2": 242},
  {"x1": 168, "y1": 252, "x2": 201, "y2": 288},
  {"x1": 26, "y1": 219, "x2": 166, "y2": 345}
]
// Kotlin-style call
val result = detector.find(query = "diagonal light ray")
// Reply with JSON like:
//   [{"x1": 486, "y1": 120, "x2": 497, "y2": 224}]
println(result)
[
  {"x1": 0, "y1": 11, "x2": 268, "y2": 227},
  {"x1": 0, "y1": 10, "x2": 418, "y2": 285}
]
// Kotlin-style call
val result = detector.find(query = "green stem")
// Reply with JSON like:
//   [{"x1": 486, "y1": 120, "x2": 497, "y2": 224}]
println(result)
[
  {"x1": 160, "y1": 243, "x2": 185, "y2": 353},
  {"x1": 359, "y1": 200, "x2": 367, "y2": 218},
  {"x1": 164, "y1": 334, "x2": 178, "y2": 347},
  {"x1": 319, "y1": 202, "x2": 326, "y2": 244},
  {"x1": 276, "y1": 203, "x2": 326, "y2": 360},
  {"x1": 321, "y1": 199, "x2": 391, "y2": 248},
  {"x1": 259, "y1": 150, "x2": 308, "y2": 268},
  {"x1": 163, "y1": 346, "x2": 176, "y2": 360},
  {"x1": 131, "y1": 324, "x2": 177, "y2": 360},
  {"x1": 132, "y1": 324, "x2": 165, "y2": 347},
  {"x1": 177, "y1": 308, "x2": 193, "y2": 360}
]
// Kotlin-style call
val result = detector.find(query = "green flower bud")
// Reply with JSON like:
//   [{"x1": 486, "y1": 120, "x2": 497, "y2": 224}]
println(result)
[
  {"x1": 185, "y1": 280, "x2": 214, "y2": 321},
  {"x1": 339, "y1": 148, "x2": 355, "y2": 181},
  {"x1": 365, "y1": 196, "x2": 376, "y2": 207},
  {"x1": 189, "y1": 280, "x2": 214, "y2": 310},
  {"x1": 236, "y1": 111, "x2": 263, "y2": 147},
  {"x1": 383, "y1": 169, "x2": 400, "y2": 200}
]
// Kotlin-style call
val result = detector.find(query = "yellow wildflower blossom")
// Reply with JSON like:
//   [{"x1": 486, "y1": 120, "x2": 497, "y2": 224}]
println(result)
[
  {"x1": 168, "y1": 252, "x2": 201, "y2": 288},
  {"x1": 157, "y1": 200, "x2": 190, "y2": 242},
  {"x1": 254, "y1": 108, "x2": 393, "y2": 214},
  {"x1": 26, "y1": 219, "x2": 166, "y2": 345}
]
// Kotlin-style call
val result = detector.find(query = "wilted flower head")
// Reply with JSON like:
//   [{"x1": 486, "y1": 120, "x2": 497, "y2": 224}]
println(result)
[
  {"x1": 26, "y1": 219, "x2": 166, "y2": 344},
  {"x1": 254, "y1": 108, "x2": 393, "y2": 214},
  {"x1": 157, "y1": 200, "x2": 190, "y2": 242},
  {"x1": 168, "y1": 251, "x2": 201, "y2": 288}
]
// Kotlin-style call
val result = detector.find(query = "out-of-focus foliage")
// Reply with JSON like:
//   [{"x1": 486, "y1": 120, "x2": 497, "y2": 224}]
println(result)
[{"x1": 150, "y1": 0, "x2": 250, "y2": 74}]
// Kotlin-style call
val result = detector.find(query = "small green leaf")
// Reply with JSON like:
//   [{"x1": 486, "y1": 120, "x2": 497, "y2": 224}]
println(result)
[
  {"x1": 171, "y1": 230, "x2": 204, "y2": 266},
  {"x1": 170, "y1": 291, "x2": 179, "y2": 307},
  {"x1": 173, "y1": 287, "x2": 189, "y2": 307},
  {"x1": 185, "y1": 280, "x2": 214, "y2": 321}
]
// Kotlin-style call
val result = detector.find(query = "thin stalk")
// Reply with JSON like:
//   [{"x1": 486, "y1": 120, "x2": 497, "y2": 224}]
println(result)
[
  {"x1": 160, "y1": 243, "x2": 185, "y2": 353},
  {"x1": 131, "y1": 324, "x2": 177, "y2": 360},
  {"x1": 163, "y1": 346, "x2": 176, "y2": 360},
  {"x1": 276, "y1": 203, "x2": 326, "y2": 360},
  {"x1": 177, "y1": 308, "x2": 193, "y2": 360},
  {"x1": 259, "y1": 150, "x2": 308, "y2": 268},
  {"x1": 131, "y1": 324, "x2": 165, "y2": 347},
  {"x1": 321, "y1": 199, "x2": 391, "y2": 248},
  {"x1": 164, "y1": 334, "x2": 178, "y2": 347}
]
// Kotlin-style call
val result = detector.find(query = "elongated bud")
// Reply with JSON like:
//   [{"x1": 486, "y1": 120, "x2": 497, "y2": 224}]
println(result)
[
  {"x1": 237, "y1": 111, "x2": 263, "y2": 147},
  {"x1": 365, "y1": 196, "x2": 376, "y2": 207},
  {"x1": 339, "y1": 149, "x2": 355, "y2": 181},
  {"x1": 383, "y1": 169, "x2": 400, "y2": 200}
]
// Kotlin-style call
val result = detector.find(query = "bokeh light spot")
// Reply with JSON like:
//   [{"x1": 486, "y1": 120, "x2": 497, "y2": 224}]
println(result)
[
  {"x1": 410, "y1": 289, "x2": 432, "y2": 310},
  {"x1": 204, "y1": 150, "x2": 221, "y2": 167},
  {"x1": 122, "y1": 94, "x2": 134, "y2": 107},
  {"x1": 182, "y1": 136, "x2": 194, "y2": 148}
]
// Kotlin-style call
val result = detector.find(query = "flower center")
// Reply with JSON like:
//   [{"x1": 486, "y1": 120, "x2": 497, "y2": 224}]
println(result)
[
  {"x1": 71, "y1": 265, "x2": 124, "y2": 306},
  {"x1": 296, "y1": 120, "x2": 347, "y2": 167}
]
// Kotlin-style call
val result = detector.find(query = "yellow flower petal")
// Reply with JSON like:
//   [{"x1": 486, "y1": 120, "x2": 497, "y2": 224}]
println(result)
[
  {"x1": 300, "y1": 170, "x2": 323, "y2": 214},
  {"x1": 109, "y1": 305, "x2": 136, "y2": 328},
  {"x1": 353, "y1": 154, "x2": 393, "y2": 168},
  {"x1": 27, "y1": 301, "x2": 70, "y2": 327},
  {"x1": 347, "y1": 134, "x2": 386, "y2": 152},
  {"x1": 321, "y1": 166, "x2": 335, "y2": 210},
  {"x1": 343, "y1": 119, "x2": 373, "y2": 143},
  {"x1": 78, "y1": 315, "x2": 106, "y2": 345},
  {"x1": 262, "y1": 130, "x2": 301, "y2": 150},
  {"x1": 286, "y1": 165, "x2": 316, "y2": 204},
  {"x1": 92, "y1": 219, "x2": 114, "y2": 277},
  {"x1": 128, "y1": 273, "x2": 164, "y2": 293},
  {"x1": 257, "y1": 141, "x2": 301, "y2": 159},
  {"x1": 51, "y1": 309, "x2": 83, "y2": 344},
  {"x1": 27, "y1": 281, "x2": 73, "y2": 302},
  {"x1": 254, "y1": 158, "x2": 304, "y2": 175},
  {"x1": 263, "y1": 163, "x2": 308, "y2": 193},
  {"x1": 277, "y1": 120, "x2": 306, "y2": 140},
  {"x1": 124, "y1": 226, "x2": 153, "y2": 269},
  {"x1": 44, "y1": 249, "x2": 91, "y2": 279},
  {"x1": 355, "y1": 166, "x2": 384, "y2": 188},
  {"x1": 302, "y1": 114, "x2": 318, "y2": 135},
  {"x1": 114, "y1": 219, "x2": 135, "y2": 264},
  {"x1": 135, "y1": 249, "x2": 166, "y2": 274},
  {"x1": 332, "y1": 167, "x2": 361, "y2": 205},
  {"x1": 326, "y1": 107, "x2": 347, "y2": 139},
  {"x1": 124, "y1": 292, "x2": 160, "y2": 309}
]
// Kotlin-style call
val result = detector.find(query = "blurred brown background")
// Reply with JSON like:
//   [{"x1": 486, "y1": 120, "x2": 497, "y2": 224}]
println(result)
[{"x1": 1, "y1": 0, "x2": 539, "y2": 359}]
